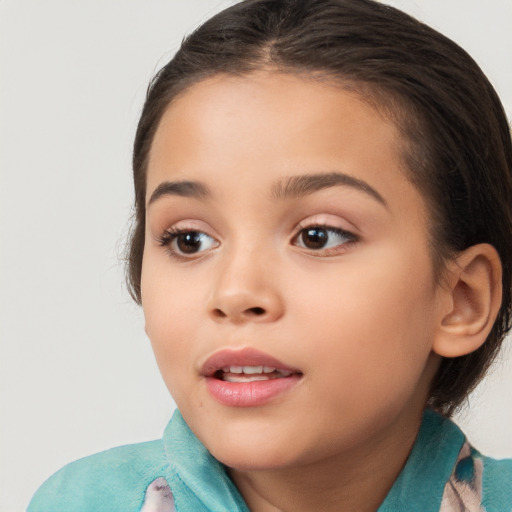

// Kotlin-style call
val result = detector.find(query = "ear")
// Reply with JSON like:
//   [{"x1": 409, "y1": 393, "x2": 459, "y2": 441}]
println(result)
[{"x1": 433, "y1": 244, "x2": 502, "y2": 358}]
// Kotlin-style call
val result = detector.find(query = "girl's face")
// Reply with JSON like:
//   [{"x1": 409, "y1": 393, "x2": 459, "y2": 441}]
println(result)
[{"x1": 141, "y1": 71, "x2": 445, "y2": 470}]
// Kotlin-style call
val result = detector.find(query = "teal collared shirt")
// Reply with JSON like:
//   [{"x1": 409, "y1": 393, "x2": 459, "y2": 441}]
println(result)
[{"x1": 28, "y1": 409, "x2": 512, "y2": 511}]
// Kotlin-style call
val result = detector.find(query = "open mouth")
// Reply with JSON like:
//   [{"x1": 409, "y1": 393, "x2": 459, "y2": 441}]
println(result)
[
  {"x1": 201, "y1": 348, "x2": 302, "y2": 406},
  {"x1": 214, "y1": 365, "x2": 295, "y2": 383}
]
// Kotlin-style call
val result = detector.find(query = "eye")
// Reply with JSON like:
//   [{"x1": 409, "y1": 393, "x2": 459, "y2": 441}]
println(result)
[
  {"x1": 293, "y1": 225, "x2": 356, "y2": 252},
  {"x1": 159, "y1": 229, "x2": 219, "y2": 257}
]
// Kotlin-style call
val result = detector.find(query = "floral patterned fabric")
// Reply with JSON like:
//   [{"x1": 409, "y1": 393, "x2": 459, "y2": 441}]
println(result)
[
  {"x1": 440, "y1": 442, "x2": 485, "y2": 512},
  {"x1": 140, "y1": 477, "x2": 175, "y2": 512}
]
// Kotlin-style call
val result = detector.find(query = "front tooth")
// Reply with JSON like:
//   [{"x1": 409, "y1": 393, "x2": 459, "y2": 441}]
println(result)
[
  {"x1": 242, "y1": 365, "x2": 263, "y2": 374},
  {"x1": 230, "y1": 366, "x2": 243, "y2": 373}
]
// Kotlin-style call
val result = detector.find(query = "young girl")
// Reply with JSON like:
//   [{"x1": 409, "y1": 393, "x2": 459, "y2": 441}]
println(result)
[{"x1": 28, "y1": 0, "x2": 512, "y2": 510}]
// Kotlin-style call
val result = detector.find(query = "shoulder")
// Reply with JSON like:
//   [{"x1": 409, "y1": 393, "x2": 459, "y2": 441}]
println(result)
[{"x1": 28, "y1": 439, "x2": 169, "y2": 512}]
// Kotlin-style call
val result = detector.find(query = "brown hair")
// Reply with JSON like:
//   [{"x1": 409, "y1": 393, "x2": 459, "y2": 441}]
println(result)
[{"x1": 127, "y1": 0, "x2": 512, "y2": 415}]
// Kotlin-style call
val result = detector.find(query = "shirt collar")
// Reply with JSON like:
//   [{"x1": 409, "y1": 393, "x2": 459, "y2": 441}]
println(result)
[
  {"x1": 378, "y1": 409, "x2": 465, "y2": 511},
  {"x1": 163, "y1": 408, "x2": 464, "y2": 511},
  {"x1": 163, "y1": 410, "x2": 249, "y2": 512}
]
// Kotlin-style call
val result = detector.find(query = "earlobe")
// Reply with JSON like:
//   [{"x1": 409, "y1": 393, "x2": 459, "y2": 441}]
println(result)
[{"x1": 433, "y1": 244, "x2": 502, "y2": 358}]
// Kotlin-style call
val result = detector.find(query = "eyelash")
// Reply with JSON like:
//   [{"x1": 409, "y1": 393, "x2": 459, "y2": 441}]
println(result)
[{"x1": 156, "y1": 223, "x2": 358, "y2": 260}]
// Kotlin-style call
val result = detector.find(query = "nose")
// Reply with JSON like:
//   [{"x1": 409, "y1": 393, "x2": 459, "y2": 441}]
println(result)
[{"x1": 207, "y1": 248, "x2": 285, "y2": 324}]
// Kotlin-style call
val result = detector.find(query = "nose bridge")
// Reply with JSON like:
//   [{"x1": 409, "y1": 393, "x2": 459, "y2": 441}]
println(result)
[{"x1": 208, "y1": 236, "x2": 284, "y2": 323}]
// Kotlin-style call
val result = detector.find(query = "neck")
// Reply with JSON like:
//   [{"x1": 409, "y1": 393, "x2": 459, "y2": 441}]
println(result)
[{"x1": 228, "y1": 405, "x2": 425, "y2": 512}]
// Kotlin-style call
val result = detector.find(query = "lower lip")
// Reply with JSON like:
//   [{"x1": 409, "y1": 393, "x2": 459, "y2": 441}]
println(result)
[{"x1": 205, "y1": 375, "x2": 301, "y2": 407}]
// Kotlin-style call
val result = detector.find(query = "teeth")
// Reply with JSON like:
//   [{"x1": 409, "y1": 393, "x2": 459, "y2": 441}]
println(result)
[
  {"x1": 218, "y1": 366, "x2": 293, "y2": 382},
  {"x1": 242, "y1": 365, "x2": 263, "y2": 374},
  {"x1": 223, "y1": 365, "x2": 274, "y2": 374},
  {"x1": 225, "y1": 374, "x2": 270, "y2": 383},
  {"x1": 218, "y1": 365, "x2": 294, "y2": 382}
]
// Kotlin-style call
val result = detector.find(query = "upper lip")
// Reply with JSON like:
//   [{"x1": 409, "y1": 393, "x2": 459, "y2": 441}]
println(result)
[{"x1": 200, "y1": 347, "x2": 301, "y2": 377}]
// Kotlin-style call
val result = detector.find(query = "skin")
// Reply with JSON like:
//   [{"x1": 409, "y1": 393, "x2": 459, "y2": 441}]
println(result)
[{"x1": 140, "y1": 71, "x2": 483, "y2": 511}]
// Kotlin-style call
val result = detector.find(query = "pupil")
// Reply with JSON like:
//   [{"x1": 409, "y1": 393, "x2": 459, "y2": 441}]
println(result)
[
  {"x1": 302, "y1": 228, "x2": 327, "y2": 249},
  {"x1": 177, "y1": 232, "x2": 201, "y2": 253}
]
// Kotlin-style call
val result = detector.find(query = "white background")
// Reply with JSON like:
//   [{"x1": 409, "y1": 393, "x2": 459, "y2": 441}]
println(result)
[{"x1": 1, "y1": 1, "x2": 511, "y2": 511}]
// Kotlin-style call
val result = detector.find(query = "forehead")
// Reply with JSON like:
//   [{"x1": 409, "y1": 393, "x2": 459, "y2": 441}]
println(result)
[{"x1": 146, "y1": 71, "x2": 421, "y2": 215}]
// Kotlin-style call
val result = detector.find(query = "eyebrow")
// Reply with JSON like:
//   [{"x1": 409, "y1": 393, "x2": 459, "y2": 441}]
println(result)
[
  {"x1": 147, "y1": 171, "x2": 387, "y2": 208},
  {"x1": 271, "y1": 172, "x2": 387, "y2": 206},
  {"x1": 147, "y1": 180, "x2": 211, "y2": 206}
]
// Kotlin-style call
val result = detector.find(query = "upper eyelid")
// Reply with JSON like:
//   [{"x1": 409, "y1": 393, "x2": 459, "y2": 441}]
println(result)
[
  {"x1": 163, "y1": 227, "x2": 218, "y2": 242},
  {"x1": 292, "y1": 224, "x2": 357, "y2": 242},
  {"x1": 160, "y1": 220, "x2": 219, "y2": 238},
  {"x1": 294, "y1": 214, "x2": 357, "y2": 234}
]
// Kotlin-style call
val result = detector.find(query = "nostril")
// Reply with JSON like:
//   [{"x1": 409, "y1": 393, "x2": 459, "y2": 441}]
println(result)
[
  {"x1": 247, "y1": 307, "x2": 266, "y2": 316},
  {"x1": 209, "y1": 305, "x2": 269, "y2": 321}
]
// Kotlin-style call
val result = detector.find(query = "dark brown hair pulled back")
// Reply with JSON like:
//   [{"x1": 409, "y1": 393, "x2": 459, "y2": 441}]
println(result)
[{"x1": 128, "y1": 0, "x2": 512, "y2": 415}]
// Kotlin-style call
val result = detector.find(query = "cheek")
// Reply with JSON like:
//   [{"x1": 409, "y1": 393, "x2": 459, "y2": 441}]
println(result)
[
  {"x1": 142, "y1": 246, "x2": 202, "y2": 325},
  {"x1": 141, "y1": 257, "x2": 204, "y2": 381},
  {"x1": 287, "y1": 247, "x2": 438, "y2": 391}
]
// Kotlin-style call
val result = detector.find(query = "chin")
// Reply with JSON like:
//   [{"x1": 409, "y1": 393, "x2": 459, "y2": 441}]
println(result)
[
  {"x1": 201, "y1": 425, "x2": 312, "y2": 472},
  {"x1": 179, "y1": 399, "x2": 333, "y2": 472},
  {"x1": 211, "y1": 444, "x2": 296, "y2": 472}
]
